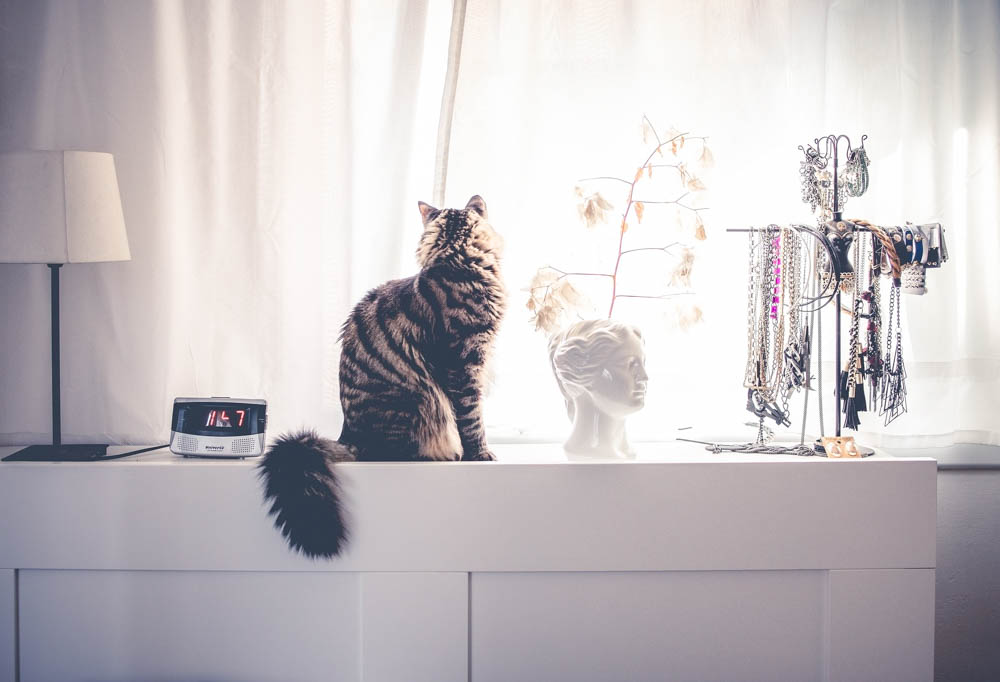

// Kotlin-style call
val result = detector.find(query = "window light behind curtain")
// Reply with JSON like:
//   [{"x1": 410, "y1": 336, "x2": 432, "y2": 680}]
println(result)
[
  {"x1": 0, "y1": 0, "x2": 996, "y2": 448},
  {"x1": 445, "y1": 0, "x2": 1000, "y2": 448}
]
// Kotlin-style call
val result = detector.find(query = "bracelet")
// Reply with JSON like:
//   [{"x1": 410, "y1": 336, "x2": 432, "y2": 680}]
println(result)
[
  {"x1": 913, "y1": 225, "x2": 926, "y2": 263},
  {"x1": 902, "y1": 224, "x2": 915, "y2": 263}
]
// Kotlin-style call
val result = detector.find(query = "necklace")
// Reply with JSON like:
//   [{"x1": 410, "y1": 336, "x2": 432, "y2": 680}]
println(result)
[
  {"x1": 842, "y1": 235, "x2": 866, "y2": 430},
  {"x1": 744, "y1": 228, "x2": 783, "y2": 395},
  {"x1": 779, "y1": 229, "x2": 809, "y2": 410},
  {"x1": 880, "y1": 283, "x2": 907, "y2": 424},
  {"x1": 731, "y1": 224, "x2": 823, "y2": 455},
  {"x1": 744, "y1": 226, "x2": 808, "y2": 429}
]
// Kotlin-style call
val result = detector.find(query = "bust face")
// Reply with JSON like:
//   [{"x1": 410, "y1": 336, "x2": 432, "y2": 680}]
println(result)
[{"x1": 589, "y1": 331, "x2": 648, "y2": 418}]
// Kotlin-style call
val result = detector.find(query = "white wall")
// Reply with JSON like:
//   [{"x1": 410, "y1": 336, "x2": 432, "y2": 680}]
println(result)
[
  {"x1": 894, "y1": 444, "x2": 1000, "y2": 682},
  {"x1": 936, "y1": 464, "x2": 1000, "y2": 682}
]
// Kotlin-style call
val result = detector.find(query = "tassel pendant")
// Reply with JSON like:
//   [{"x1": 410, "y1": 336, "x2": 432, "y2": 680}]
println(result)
[
  {"x1": 854, "y1": 378, "x2": 867, "y2": 413},
  {"x1": 854, "y1": 354, "x2": 867, "y2": 413},
  {"x1": 840, "y1": 367, "x2": 860, "y2": 430},
  {"x1": 843, "y1": 399, "x2": 861, "y2": 431}
]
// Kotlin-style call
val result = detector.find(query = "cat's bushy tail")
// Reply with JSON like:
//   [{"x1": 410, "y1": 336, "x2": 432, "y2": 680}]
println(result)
[{"x1": 257, "y1": 430, "x2": 352, "y2": 559}]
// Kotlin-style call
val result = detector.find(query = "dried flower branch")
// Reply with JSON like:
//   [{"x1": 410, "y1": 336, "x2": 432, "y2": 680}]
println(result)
[{"x1": 527, "y1": 115, "x2": 711, "y2": 332}]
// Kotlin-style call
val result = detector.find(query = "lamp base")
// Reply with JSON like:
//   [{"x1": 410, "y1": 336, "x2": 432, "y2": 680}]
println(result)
[{"x1": 3, "y1": 444, "x2": 109, "y2": 462}]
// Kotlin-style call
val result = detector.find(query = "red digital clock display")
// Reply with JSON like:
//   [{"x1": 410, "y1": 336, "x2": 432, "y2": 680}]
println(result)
[{"x1": 204, "y1": 409, "x2": 246, "y2": 429}]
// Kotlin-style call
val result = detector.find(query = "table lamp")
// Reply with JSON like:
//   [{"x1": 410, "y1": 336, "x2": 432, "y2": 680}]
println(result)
[{"x1": 0, "y1": 150, "x2": 131, "y2": 461}]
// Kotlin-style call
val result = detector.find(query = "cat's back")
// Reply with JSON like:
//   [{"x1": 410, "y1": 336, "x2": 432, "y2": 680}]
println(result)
[
  {"x1": 417, "y1": 261, "x2": 505, "y2": 338},
  {"x1": 338, "y1": 275, "x2": 431, "y2": 385}
]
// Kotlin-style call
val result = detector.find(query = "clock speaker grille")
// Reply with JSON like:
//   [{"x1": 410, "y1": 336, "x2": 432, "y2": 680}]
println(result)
[
  {"x1": 175, "y1": 435, "x2": 199, "y2": 452},
  {"x1": 231, "y1": 436, "x2": 257, "y2": 454}
]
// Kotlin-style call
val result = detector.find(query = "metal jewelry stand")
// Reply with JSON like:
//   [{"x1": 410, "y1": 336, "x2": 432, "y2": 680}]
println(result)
[
  {"x1": 806, "y1": 134, "x2": 862, "y2": 441},
  {"x1": 723, "y1": 133, "x2": 877, "y2": 456}
]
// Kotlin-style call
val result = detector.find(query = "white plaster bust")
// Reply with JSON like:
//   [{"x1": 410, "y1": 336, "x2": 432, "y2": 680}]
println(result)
[{"x1": 548, "y1": 319, "x2": 648, "y2": 458}]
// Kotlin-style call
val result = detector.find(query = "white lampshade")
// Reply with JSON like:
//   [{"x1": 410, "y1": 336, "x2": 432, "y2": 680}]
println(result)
[{"x1": 0, "y1": 150, "x2": 130, "y2": 264}]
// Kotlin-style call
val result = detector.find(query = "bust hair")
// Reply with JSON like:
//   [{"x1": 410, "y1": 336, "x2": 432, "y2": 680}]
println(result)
[{"x1": 548, "y1": 319, "x2": 643, "y2": 399}]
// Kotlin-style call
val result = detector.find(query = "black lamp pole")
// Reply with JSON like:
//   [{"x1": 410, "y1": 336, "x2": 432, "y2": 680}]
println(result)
[
  {"x1": 49, "y1": 263, "x2": 62, "y2": 445},
  {"x1": 2, "y1": 264, "x2": 108, "y2": 461}
]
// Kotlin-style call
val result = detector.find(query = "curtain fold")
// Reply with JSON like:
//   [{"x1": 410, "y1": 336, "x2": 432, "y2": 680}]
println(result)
[{"x1": 0, "y1": 0, "x2": 450, "y2": 444}]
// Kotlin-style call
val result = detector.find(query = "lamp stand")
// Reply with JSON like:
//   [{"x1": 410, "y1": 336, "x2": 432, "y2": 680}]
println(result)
[
  {"x1": 50, "y1": 263, "x2": 61, "y2": 444},
  {"x1": 1, "y1": 265, "x2": 108, "y2": 462}
]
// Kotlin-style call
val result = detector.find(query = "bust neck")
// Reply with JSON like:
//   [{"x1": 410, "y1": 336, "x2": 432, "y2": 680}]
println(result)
[{"x1": 563, "y1": 394, "x2": 633, "y2": 458}]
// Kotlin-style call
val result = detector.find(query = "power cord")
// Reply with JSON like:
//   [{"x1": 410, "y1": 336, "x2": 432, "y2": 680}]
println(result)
[{"x1": 97, "y1": 444, "x2": 169, "y2": 460}]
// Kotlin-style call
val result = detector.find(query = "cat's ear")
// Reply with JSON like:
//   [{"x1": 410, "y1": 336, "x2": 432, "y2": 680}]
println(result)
[
  {"x1": 418, "y1": 201, "x2": 438, "y2": 225},
  {"x1": 465, "y1": 195, "x2": 488, "y2": 218}
]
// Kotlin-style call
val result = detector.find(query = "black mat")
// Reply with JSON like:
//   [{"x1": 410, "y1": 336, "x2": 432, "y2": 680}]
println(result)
[{"x1": 3, "y1": 444, "x2": 109, "y2": 461}]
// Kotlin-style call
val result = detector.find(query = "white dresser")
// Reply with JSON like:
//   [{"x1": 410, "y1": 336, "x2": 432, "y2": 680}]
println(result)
[{"x1": 0, "y1": 443, "x2": 936, "y2": 682}]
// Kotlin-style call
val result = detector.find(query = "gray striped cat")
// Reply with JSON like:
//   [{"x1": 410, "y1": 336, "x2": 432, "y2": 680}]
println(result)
[{"x1": 259, "y1": 195, "x2": 505, "y2": 558}]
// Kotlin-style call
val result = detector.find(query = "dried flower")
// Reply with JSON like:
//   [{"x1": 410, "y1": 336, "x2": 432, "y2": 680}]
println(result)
[
  {"x1": 525, "y1": 269, "x2": 558, "y2": 312},
  {"x1": 528, "y1": 268, "x2": 560, "y2": 289},
  {"x1": 552, "y1": 279, "x2": 586, "y2": 308},
  {"x1": 677, "y1": 304, "x2": 704, "y2": 330},
  {"x1": 532, "y1": 305, "x2": 561, "y2": 334},
  {"x1": 669, "y1": 248, "x2": 695, "y2": 287},
  {"x1": 531, "y1": 308, "x2": 559, "y2": 334},
  {"x1": 634, "y1": 201, "x2": 645, "y2": 224},
  {"x1": 677, "y1": 161, "x2": 706, "y2": 192},
  {"x1": 526, "y1": 269, "x2": 590, "y2": 334},
  {"x1": 677, "y1": 162, "x2": 689, "y2": 186},
  {"x1": 699, "y1": 144, "x2": 715, "y2": 169},
  {"x1": 661, "y1": 125, "x2": 685, "y2": 156},
  {"x1": 662, "y1": 302, "x2": 704, "y2": 331},
  {"x1": 686, "y1": 175, "x2": 706, "y2": 191},
  {"x1": 575, "y1": 186, "x2": 614, "y2": 229},
  {"x1": 694, "y1": 213, "x2": 707, "y2": 241}
]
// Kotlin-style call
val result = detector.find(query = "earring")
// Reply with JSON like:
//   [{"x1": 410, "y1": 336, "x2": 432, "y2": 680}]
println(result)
[{"x1": 822, "y1": 436, "x2": 861, "y2": 458}]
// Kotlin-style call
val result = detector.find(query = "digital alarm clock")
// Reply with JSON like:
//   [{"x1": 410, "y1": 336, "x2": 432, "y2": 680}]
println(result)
[{"x1": 169, "y1": 398, "x2": 267, "y2": 457}]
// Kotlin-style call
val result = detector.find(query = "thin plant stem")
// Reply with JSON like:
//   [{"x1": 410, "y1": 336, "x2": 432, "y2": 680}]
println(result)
[
  {"x1": 579, "y1": 176, "x2": 632, "y2": 186},
  {"x1": 643, "y1": 114, "x2": 663, "y2": 147},
  {"x1": 614, "y1": 292, "x2": 695, "y2": 300},
  {"x1": 608, "y1": 128, "x2": 691, "y2": 317},
  {"x1": 530, "y1": 270, "x2": 615, "y2": 315},
  {"x1": 619, "y1": 243, "x2": 682, "y2": 256},
  {"x1": 633, "y1": 193, "x2": 689, "y2": 204},
  {"x1": 537, "y1": 266, "x2": 614, "y2": 279}
]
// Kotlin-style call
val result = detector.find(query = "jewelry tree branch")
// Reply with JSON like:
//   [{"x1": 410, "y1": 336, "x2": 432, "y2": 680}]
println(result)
[{"x1": 526, "y1": 116, "x2": 712, "y2": 334}]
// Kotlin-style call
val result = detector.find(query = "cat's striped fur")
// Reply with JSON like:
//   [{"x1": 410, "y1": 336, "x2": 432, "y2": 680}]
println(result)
[{"x1": 258, "y1": 196, "x2": 505, "y2": 558}]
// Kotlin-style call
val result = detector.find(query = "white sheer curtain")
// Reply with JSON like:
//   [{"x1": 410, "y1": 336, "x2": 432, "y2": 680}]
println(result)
[
  {"x1": 0, "y1": 0, "x2": 452, "y2": 444},
  {"x1": 446, "y1": 0, "x2": 1000, "y2": 447},
  {"x1": 1, "y1": 0, "x2": 997, "y2": 448}
]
